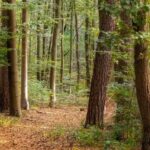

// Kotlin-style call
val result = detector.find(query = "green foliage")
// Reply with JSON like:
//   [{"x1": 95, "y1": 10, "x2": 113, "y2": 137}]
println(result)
[
  {"x1": 28, "y1": 79, "x2": 49, "y2": 105},
  {"x1": 72, "y1": 127, "x2": 102, "y2": 146},
  {"x1": 47, "y1": 126, "x2": 102, "y2": 147},
  {"x1": 47, "y1": 126, "x2": 66, "y2": 139}
]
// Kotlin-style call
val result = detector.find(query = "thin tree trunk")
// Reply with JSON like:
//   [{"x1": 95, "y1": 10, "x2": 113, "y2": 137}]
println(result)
[
  {"x1": 41, "y1": 2, "x2": 49, "y2": 81},
  {"x1": 85, "y1": 0, "x2": 91, "y2": 89},
  {"x1": 85, "y1": 0, "x2": 115, "y2": 128},
  {"x1": 60, "y1": 0, "x2": 64, "y2": 87},
  {"x1": 74, "y1": 3, "x2": 80, "y2": 89},
  {"x1": 21, "y1": 0, "x2": 29, "y2": 110},
  {"x1": 69, "y1": 1, "x2": 73, "y2": 93},
  {"x1": 37, "y1": 12, "x2": 41, "y2": 81},
  {"x1": 49, "y1": 0, "x2": 60, "y2": 107}
]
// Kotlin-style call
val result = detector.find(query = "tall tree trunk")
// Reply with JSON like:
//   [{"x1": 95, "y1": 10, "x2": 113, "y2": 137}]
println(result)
[
  {"x1": 7, "y1": 0, "x2": 21, "y2": 116},
  {"x1": 74, "y1": 3, "x2": 80, "y2": 89},
  {"x1": 21, "y1": 0, "x2": 29, "y2": 110},
  {"x1": 85, "y1": 0, "x2": 115, "y2": 127},
  {"x1": 69, "y1": 1, "x2": 73, "y2": 93},
  {"x1": 41, "y1": 2, "x2": 49, "y2": 81},
  {"x1": 0, "y1": 1, "x2": 10, "y2": 112},
  {"x1": 133, "y1": 5, "x2": 150, "y2": 149},
  {"x1": 85, "y1": 0, "x2": 91, "y2": 89},
  {"x1": 37, "y1": 13, "x2": 41, "y2": 81},
  {"x1": 60, "y1": 0, "x2": 64, "y2": 87},
  {"x1": 49, "y1": 0, "x2": 60, "y2": 107}
]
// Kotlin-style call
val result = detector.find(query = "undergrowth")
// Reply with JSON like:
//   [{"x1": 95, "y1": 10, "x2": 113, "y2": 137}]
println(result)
[
  {"x1": 0, "y1": 115, "x2": 19, "y2": 127},
  {"x1": 46, "y1": 125, "x2": 140, "y2": 149},
  {"x1": 46, "y1": 126, "x2": 103, "y2": 147}
]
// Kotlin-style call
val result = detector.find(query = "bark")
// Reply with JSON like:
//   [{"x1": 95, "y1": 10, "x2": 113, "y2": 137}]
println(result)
[
  {"x1": 74, "y1": 4, "x2": 80, "y2": 89},
  {"x1": 69, "y1": 1, "x2": 73, "y2": 93},
  {"x1": 41, "y1": 2, "x2": 49, "y2": 81},
  {"x1": 21, "y1": 0, "x2": 29, "y2": 110},
  {"x1": 85, "y1": 0, "x2": 91, "y2": 88},
  {"x1": 60, "y1": 0, "x2": 64, "y2": 86},
  {"x1": 37, "y1": 13, "x2": 41, "y2": 81},
  {"x1": 133, "y1": 7, "x2": 150, "y2": 150},
  {"x1": 49, "y1": 0, "x2": 60, "y2": 107},
  {"x1": 85, "y1": 0, "x2": 115, "y2": 128},
  {"x1": 0, "y1": 1, "x2": 10, "y2": 112},
  {"x1": 7, "y1": 0, "x2": 21, "y2": 116},
  {"x1": 0, "y1": 68, "x2": 9, "y2": 112}
]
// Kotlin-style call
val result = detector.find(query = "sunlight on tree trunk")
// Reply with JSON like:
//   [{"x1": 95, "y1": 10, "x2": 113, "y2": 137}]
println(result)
[{"x1": 21, "y1": 0, "x2": 29, "y2": 110}]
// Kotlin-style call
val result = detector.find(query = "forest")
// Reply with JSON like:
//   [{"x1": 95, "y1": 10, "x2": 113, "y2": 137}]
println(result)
[{"x1": 0, "y1": 0, "x2": 150, "y2": 149}]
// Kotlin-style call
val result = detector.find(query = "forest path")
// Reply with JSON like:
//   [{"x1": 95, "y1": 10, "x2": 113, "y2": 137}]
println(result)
[{"x1": 0, "y1": 101, "x2": 115, "y2": 150}]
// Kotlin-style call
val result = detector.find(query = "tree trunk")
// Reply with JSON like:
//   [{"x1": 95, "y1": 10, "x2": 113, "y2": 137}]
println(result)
[
  {"x1": 134, "y1": 7, "x2": 150, "y2": 150},
  {"x1": 21, "y1": 0, "x2": 29, "y2": 110},
  {"x1": 74, "y1": 3, "x2": 80, "y2": 89},
  {"x1": 49, "y1": 0, "x2": 60, "y2": 107},
  {"x1": 37, "y1": 13, "x2": 41, "y2": 81},
  {"x1": 85, "y1": 0, "x2": 115, "y2": 128},
  {"x1": 7, "y1": 0, "x2": 21, "y2": 116},
  {"x1": 0, "y1": 1, "x2": 10, "y2": 112},
  {"x1": 0, "y1": 68, "x2": 9, "y2": 112},
  {"x1": 69, "y1": 1, "x2": 73, "y2": 93},
  {"x1": 85, "y1": 0, "x2": 91, "y2": 89},
  {"x1": 60, "y1": 0, "x2": 64, "y2": 88}
]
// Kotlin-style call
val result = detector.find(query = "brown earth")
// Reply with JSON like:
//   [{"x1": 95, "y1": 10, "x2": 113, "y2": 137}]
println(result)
[{"x1": 0, "y1": 101, "x2": 116, "y2": 150}]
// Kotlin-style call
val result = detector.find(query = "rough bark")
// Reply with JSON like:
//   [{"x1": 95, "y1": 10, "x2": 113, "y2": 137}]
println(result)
[{"x1": 85, "y1": 0, "x2": 115, "y2": 128}]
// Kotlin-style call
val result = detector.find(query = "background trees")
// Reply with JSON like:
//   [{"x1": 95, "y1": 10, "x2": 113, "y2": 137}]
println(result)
[{"x1": 0, "y1": 0, "x2": 150, "y2": 149}]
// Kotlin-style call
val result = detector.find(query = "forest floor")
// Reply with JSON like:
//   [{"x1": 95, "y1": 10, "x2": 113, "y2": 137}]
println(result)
[{"x1": 0, "y1": 100, "x2": 116, "y2": 150}]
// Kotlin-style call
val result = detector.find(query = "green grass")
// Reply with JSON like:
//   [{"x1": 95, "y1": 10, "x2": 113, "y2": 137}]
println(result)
[
  {"x1": 46, "y1": 126, "x2": 103, "y2": 147},
  {"x1": 0, "y1": 115, "x2": 19, "y2": 127}
]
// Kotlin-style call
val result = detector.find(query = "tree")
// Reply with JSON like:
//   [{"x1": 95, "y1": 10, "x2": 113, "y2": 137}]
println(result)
[
  {"x1": 74, "y1": 1, "x2": 80, "y2": 89},
  {"x1": 133, "y1": 2, "x2": 150, "y2": 149},
  {"x1": 7, "y1": 0, "x2": 21, "y2": 116},
  {"x1": 85, "y1": 0, "x2": 91, "y2": 88},
  {"x1": 60, "y1": 0, "x2": 64, "y2": 88},
  {"x1": 85, "y1": 0, "x2": 115, "y2": 127},
  {"x1": 49, "y1": 0, "x2": 60, "y2": 107},
  {"x1": 0, "y1": 1, "x2": 10, "y2": 112},
  {"x1": 114, "y1": 0, "x2": 132, "y2": 140},
  {"x1": 37, "y1": 11, "x2": 41, "y2": 81},
  {"x1": 21, "y1": 0, "x2": 29, "y2": 110},
  {"x1": 69, "y1": 0, "x2": 74, "y2": 93},
  {"x1": 0, "y1": 68, "x2": 9, "y2": 112}
]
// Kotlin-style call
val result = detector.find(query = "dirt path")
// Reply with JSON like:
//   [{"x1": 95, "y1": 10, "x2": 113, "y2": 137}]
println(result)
[{"x1": 0, "y1": 103, "x2": 116, "y2": 150}]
